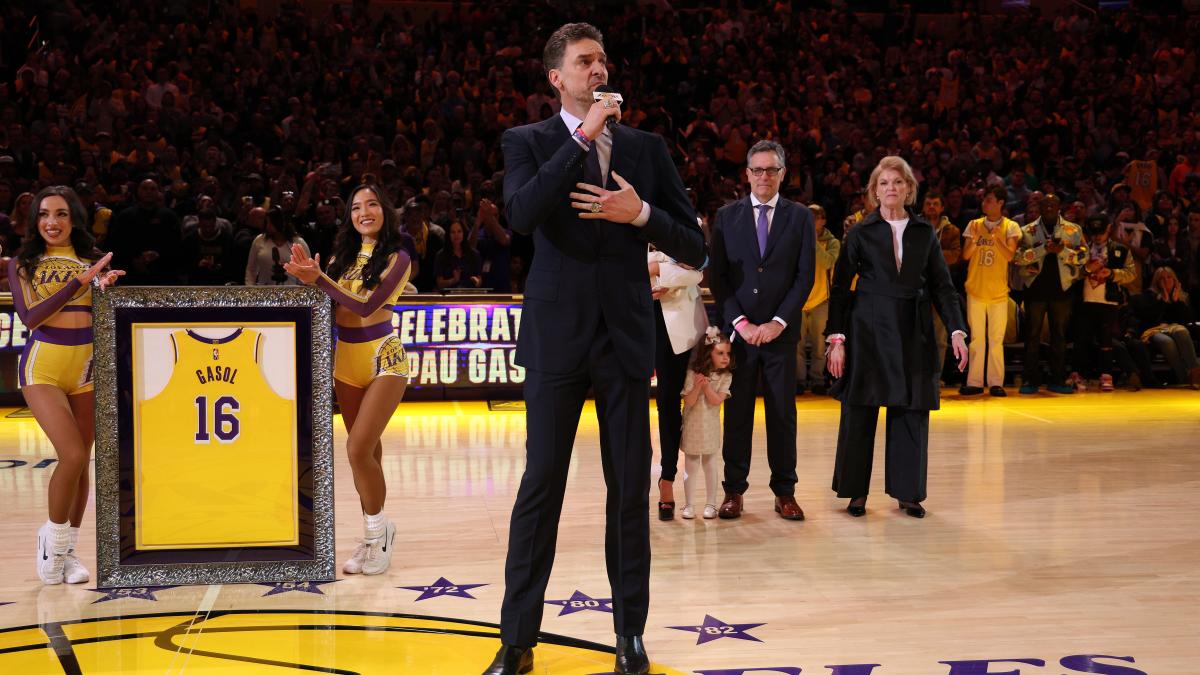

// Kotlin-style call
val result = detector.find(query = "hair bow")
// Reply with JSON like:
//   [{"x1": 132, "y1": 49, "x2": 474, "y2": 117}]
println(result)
[{"x1": 704, "y1": 326, "x2": 723, "y2": 344}]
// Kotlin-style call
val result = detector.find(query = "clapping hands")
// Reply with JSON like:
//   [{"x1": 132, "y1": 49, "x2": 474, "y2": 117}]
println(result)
[{"x1": 282, "y1": 244, "x2": 321, "y2": 283}]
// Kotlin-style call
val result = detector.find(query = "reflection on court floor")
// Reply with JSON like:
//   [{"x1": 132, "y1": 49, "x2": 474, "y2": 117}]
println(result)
[{"x1": 0, "y1": 610, "x2": 685, "y2": 674}]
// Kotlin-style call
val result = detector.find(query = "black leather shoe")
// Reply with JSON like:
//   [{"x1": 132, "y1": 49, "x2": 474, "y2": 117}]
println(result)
[
  {"x1": 657, "y1": 480, "x2": 675, "y2": 520},
  {"x1": 615, "y1": 635, "x2": 650, "y2": 675},
  {"x1": 898, "y1": 501, "x2": 926, "y2": 518},
  {"x1": 481, "y1": 644, "x2": 533, "y2": 675},
  {"x1": 846, "y1": 496, "x2": 867, "y2": 517},
  {"x1": 657, "y1": 500, "x2": 675, "y2": 520}
]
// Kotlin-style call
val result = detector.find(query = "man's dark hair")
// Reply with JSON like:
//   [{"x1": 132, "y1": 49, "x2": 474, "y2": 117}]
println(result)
[
  {"x1": 923, "y1": 190, "x2": 944, "y2": 204},
  {"x1": 1084, "y1": 214, "x2": 1109, "y2": 236},
  {"x1": 985, "y1": 185, "x2": 1008, "y2": 203},
  {"x1": 543, "y1": 23, "x2": 604, "y2": 75}
]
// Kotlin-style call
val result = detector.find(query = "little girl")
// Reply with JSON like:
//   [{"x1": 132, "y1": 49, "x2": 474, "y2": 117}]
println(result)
[{"x1": 678, "y1": 327, "x2": 734, "y2": 519}]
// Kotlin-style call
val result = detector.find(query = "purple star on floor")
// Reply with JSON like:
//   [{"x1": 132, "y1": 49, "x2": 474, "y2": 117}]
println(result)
[
  {"x1": 258, "y1": 581, "x2": 337, "y2": 597},
  {"x1": 668, "y1": 614, "x2": 766, "y2": 645},
  {"x1": 544, "y1": 590, "x2": 614, "y2": 616},
  {"x1": 88, "y1": 586, "x2": 178, "y2": 604},
  {"x1": 398, "y1": 577, "x2": 487, "y2": 601}
]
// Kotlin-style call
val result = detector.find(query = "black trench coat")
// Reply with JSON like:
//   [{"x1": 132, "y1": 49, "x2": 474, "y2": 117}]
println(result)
[{"x1": 825, "y1": 209, "x2": 966, "y2": 411}]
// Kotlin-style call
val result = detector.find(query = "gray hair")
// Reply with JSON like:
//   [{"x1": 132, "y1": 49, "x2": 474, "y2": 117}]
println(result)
[{"x1": 747, "y1": 140, "x2": 786, "y2": 168}]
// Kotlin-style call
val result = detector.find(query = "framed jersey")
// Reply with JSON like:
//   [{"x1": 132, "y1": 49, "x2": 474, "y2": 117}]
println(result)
[{"x1": 92, "y1": 286, "x2": 334, "y2": 587}]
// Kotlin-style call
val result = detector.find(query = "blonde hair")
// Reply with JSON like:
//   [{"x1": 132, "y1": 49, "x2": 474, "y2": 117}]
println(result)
[
  {"x1": 865, "y1": 156, "x2": 919, "y2": 212},
  {"x1": 1150, "y1": 266, "x2": 1182, "y2": 299}
]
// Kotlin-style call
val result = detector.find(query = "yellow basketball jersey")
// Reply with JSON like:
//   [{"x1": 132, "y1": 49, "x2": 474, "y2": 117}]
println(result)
[
  {"x1": 136, "y1": 328, "x2": 297, "y2": 549},
  {"x1": 1125, "y1": 160, "x2": 1156, "y2": 212},
  {"x1": 32, "y1": 246, "x2": 92, "y2": 308},
  {"x1": 965, "y1": 217, "x2": 1021, "y2": 304}
]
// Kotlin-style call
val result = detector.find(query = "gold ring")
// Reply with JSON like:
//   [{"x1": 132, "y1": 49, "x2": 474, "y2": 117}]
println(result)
[
  {"x1": 590, "y1": 202, "x2": 602, "y2": 213},
  {"x1": 604, "y1": 99, "x2": 616, "y2": 109}
]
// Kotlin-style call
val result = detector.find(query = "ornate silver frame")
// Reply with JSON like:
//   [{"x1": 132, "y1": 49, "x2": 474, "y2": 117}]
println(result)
[{"x1": 92, "y1": 286, "x2": 335, "y2": 587}]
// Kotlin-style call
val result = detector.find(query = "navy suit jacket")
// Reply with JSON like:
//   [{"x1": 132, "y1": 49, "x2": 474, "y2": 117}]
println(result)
[
  {"x1": 709, "y1": 196, "x2": 817, "y2": 344},
  {"x1": 502, "y1": 116, "x2": 706, "y2": 379}
]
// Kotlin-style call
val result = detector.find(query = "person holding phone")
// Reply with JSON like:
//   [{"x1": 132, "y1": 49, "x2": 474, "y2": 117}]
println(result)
[
  {"x1": 1014, "y1": 194, "x2": 1087, "y2": 394},
  {"x1": 1072, "y1": 214, "x2": 1137, "y2": 391}
]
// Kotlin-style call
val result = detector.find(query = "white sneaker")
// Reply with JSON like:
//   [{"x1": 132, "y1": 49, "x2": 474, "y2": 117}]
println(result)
[
  {"x1": 680, "y1": 505, "x2": 695, "y2": 519},
  {"x1": 63, "y1": 554, "x2": 90, "y2": 584},
  {"x1": 36, "y1": 524, "x2": 66, "y2": 585},
  {"x1": 342, "y1": 541, "x2": 370, "y2": 575},
  {"x1": 702, "y1": 504, "x2": 718, "y2": 519},
  {"x1": 360, "y1": 520, "x2": 396, "y2": 575}
]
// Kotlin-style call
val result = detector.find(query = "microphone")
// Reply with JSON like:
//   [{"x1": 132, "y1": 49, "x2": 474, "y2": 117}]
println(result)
[{"x1": 592, "y1": 84, "x2": 623, "y2": 131}]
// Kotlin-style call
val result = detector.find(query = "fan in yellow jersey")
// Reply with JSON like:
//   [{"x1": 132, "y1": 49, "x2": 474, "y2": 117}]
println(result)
[
  {"x1": 8, "y1": 186, "x2": 124, "y2": 586},
  {"x1": 135, "y1": 327, "x2": 297, "y2": 549},
  {"x1": 796, "y1": 205, "x2": 840, "y2": 394},
  {"x1": 959, "y1": 186, "x2": 1022, "y2": 396},
  {"x1": 285, "y1": 184, "x2": 412, "y2": 576}
]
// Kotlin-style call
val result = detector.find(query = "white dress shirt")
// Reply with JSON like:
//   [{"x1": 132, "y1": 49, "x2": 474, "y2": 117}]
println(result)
[{"x1": 886, "y1": 216, "x2": 909, "y2": 265}]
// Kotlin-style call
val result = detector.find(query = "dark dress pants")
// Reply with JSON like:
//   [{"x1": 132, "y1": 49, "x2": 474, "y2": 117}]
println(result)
[
  {"x1": 1023, "y1": 298, "x2": 1073, "y2": 386},
  {"x1": 721, "y1": 336, "x2": 798, "y2": 497},
  {"x1": 832, "y1": 402, "x2": 929, "y2": 503},
  {"x1": 654, "y1": 302, "x2": 691, "y2": 482},
  {"x1": 1072, "y1": 302, "x2": 1118, "y2": 376},
  {"x1": 500, "y1": 320, "x2": 651, "y2": 647}
]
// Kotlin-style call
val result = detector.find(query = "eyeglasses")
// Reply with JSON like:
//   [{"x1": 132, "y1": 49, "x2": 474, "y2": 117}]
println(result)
[{"x1": 748, "y1": 167, "x2": 782, "y2": 177}]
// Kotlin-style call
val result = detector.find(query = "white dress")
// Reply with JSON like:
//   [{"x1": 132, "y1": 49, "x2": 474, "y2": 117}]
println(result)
[{"x1": 679, "y1": 371, "x2": 732, "y2": 456}]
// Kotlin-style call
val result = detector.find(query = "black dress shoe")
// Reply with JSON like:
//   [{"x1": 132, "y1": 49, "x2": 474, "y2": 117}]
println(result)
[
  {"x1": 846, "y1": 496, "x2": 867, "y2": 517},
  {"x1": 481, "y1": 644, "x2": 533, "y2": 675},
  {"x1": 897, "y1": 501, "x2": 926, "y2": 518},
  {"x1": 657, "y1": 500, "x2": 675, "y2": 520},
  {"x1": 615, "y1": 635, "x2": 650, "y2": 675},
  {"x1": 989, "y1": 386, "x2": 1007, "y2": 397}
]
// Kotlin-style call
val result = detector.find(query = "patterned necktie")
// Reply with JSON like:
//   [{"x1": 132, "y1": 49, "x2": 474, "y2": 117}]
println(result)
[
  {"x1": 583, "y1": 138, "x2": 603, "y2": 188},
  {"x1": 756, "y1": 204, "x2": 770, "y2": 257}
]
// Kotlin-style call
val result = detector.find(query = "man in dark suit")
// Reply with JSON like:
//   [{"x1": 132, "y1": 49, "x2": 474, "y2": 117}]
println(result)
[
  {"x1": 482, "y1": 23, "x2": 706, "y2": 675},
  {"x1": 709, "y1": 140, "x2": 816, "y2": 521}
]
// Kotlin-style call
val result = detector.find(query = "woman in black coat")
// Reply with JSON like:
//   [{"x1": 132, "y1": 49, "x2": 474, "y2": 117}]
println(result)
[{"x1": 825, "y1": 156, "x2": 968, "y2": 518}]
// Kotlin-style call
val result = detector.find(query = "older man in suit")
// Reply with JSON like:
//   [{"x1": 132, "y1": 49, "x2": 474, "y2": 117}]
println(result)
[
  {"x1": 710, "y1": 140, "x2": 816, "y2": 521},
  {"x1": 482, "y1": 22, "x2": 706, "y2": 675}
]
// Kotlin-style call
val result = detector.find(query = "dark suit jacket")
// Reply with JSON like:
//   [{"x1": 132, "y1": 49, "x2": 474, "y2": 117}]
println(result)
[
  {"x1": 826, "y1": 209, "x2": 966, "y2": 410},
  {"x1": 709, "y1": 196, "x2": 817, "y2": 344},
  {"x1": 502, "y1": 116, "x2": 706, "y2": 379}
]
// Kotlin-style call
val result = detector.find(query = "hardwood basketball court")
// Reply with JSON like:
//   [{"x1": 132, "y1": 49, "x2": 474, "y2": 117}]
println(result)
[{"x1": 0, "y1": 390, "x2": 1197, "y2": 673}]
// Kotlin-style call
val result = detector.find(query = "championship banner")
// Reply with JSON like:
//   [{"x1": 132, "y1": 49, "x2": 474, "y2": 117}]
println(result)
[{"x1": 92, "y1": 287, "x2": 335, "y2": 587}]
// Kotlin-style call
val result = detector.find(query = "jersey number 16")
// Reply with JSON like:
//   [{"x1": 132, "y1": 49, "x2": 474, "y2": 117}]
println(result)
[{"x1": 195, "y1": 395, "x2": 241, "y2": 443}]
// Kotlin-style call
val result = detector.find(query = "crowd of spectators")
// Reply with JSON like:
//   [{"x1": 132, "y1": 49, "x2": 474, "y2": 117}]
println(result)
[{"x1": 1, "y1": 1, "x2": 1198, "y2": 384}]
